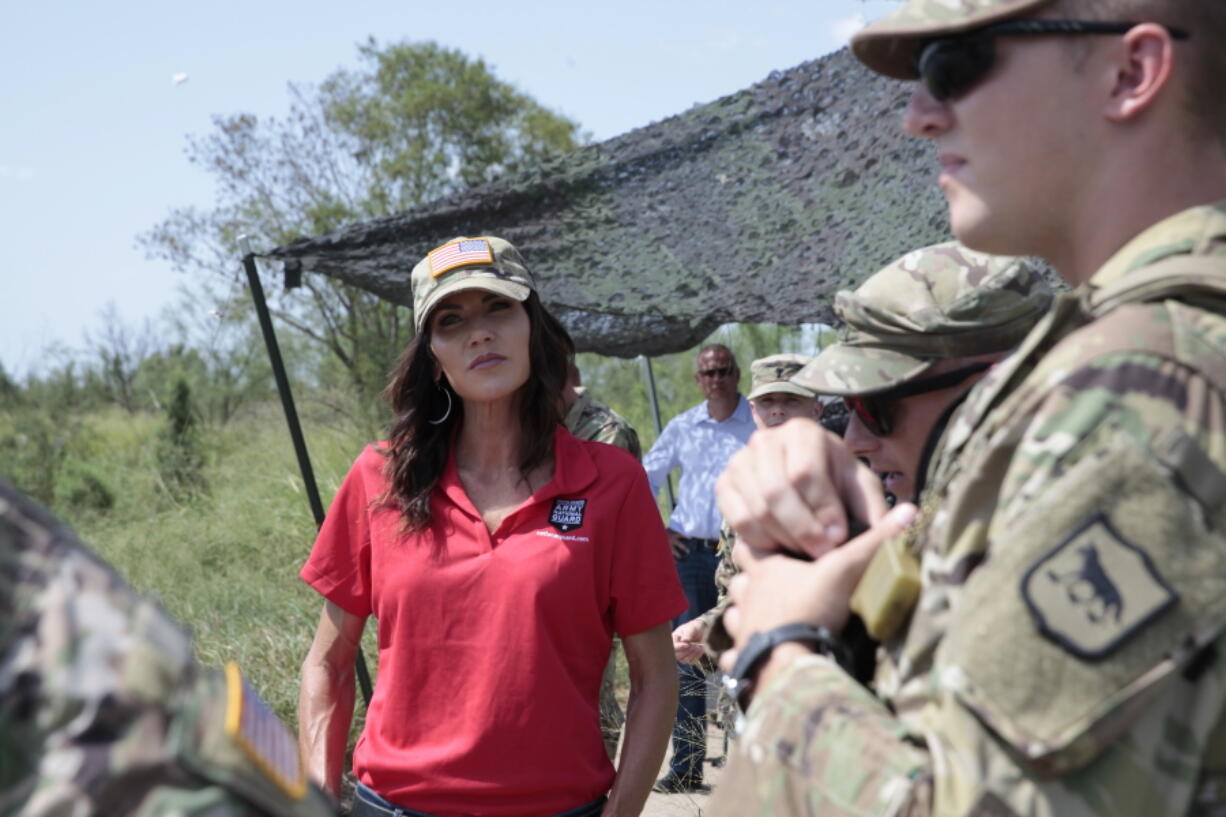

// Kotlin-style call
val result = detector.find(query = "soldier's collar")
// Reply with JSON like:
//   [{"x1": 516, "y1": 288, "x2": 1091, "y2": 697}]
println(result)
[{"x1": 1087, "y1": 200, "x2": 1226, "y2": 291}]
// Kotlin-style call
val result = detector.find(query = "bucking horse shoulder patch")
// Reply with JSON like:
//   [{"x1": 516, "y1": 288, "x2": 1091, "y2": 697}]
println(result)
[{"x1": 1022, "y1": 512, "x2": 1178, "y2": 661}]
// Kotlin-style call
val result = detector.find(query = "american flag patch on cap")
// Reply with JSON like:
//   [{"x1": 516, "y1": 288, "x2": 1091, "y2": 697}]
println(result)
[
  {"x1": 429, "y1": 238, "x2": 494, "y2": 278},
  {"x1": 224, "y1": 662, "x2": 307, "y2": 800}
]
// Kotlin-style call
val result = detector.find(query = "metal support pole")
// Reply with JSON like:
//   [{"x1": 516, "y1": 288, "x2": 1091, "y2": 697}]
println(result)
[
  {"x1": 639, "y1": 355, "x2": 676, "y2": 509},
  {"x1": 239, "y1": 236, "x2": 373, "y2": 707}
]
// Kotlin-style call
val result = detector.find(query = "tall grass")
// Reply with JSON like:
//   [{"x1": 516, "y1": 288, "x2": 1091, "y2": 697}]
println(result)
[{"x1": 5, "y1": 403, "x2": 379, "y2": 734}]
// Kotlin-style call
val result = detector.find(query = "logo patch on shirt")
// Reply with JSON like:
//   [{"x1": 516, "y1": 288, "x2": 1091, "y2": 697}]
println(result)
[
  {"x1": 1021, "y1": 512, "x2": 1177, "y2": 661},
  {"x1": 549, "y1": 498, "x2": 587, "y2": 532}
]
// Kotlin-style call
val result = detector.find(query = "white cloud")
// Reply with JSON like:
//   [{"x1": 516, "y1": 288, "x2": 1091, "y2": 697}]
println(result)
[
  {"x1": 830, "y1": 14, "x2": 867, "y2": 46},
  {"x1": 172, "y1": 72, "x2": 189, "y2": 86},
  {"x1": 0, "y1": 166, "x2": 35, "y2": 181}
]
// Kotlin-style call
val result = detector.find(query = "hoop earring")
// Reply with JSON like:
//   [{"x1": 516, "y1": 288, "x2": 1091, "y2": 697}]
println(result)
[{"x1": 428, "y1": 383, "x2": 453, "y2": 425}]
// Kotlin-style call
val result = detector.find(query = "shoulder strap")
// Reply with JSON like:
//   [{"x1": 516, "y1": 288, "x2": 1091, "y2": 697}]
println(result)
[{"x1": 1085, "y1": 255, "x2": 1226, "y2": 317}]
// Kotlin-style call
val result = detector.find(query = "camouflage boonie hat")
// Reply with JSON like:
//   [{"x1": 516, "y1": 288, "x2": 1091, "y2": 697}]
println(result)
[
  {"x1": 411, "y1": 236, "x2": 536, "y2": 331},
  {"x1": 852, "y1": 0, "x2": 1055, "y2": 79},
  {"x1": 793, "y1": 241, "x2": 1052, "y2": 396},
  {"x1": 747, "y1": 354, "x2": 817, "y2": 401}
]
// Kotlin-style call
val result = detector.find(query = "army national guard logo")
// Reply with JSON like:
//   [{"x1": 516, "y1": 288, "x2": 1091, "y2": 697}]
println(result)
[
  {"x1": 549, "y1": 498, "x2": 587, "y2": 533},
  {"x1": 1022, "y1": 513, "x2": 1177, "y2": 660}
]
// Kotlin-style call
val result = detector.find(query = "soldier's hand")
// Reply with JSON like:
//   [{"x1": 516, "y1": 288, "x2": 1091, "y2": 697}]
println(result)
[
  {"x1": 716, "y1": 418, "x2": 889, "y2": 558},
  {"x1": 718, "y1": 503, "x2": 917, "y2": 684},
  {"x1": 671, "y1": 618, "x2": 708, "y2": 664}
]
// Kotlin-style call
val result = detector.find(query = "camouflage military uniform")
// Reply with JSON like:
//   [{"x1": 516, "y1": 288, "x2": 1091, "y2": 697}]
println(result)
[
  {"x1": 563, "y1": 386, "x2": 642, "y2": 761},
  {"x1": 0, "y1": 478, "x2": 336, "y2": 817},
  {"x1": 691, "y1": 521, "x2": 738, "y2": 658},
  {"x1": 564, "y1": 387, "x2": 642, "y2": 461},
  {"x1": 702, "y1": 355, "x2": 822, "y2": 653},
  {"x1": 711, "y1": 205, "x2": 1226, "y2": 814}
]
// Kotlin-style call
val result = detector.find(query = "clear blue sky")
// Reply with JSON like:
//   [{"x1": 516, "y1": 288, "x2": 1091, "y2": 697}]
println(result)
[{"x1": 0, "y1": 0, "x2": 900, "y2": 378}]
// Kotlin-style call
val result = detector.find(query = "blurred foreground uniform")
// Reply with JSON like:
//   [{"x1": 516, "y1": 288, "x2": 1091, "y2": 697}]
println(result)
[
  {"x1": 0, "y1": 478, "x2": 335, "y2": 817},
  {"x1": 563, "y1": 386, "x2": 642, "y2": 761},
  {"x1": 712, "y1": 209, "x2": 1226, "y2": 815}
]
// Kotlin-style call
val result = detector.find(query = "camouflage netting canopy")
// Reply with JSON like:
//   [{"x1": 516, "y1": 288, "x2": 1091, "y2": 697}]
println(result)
[{"x1": 269, "y1": 47, "x2": 951, "y2": 358}]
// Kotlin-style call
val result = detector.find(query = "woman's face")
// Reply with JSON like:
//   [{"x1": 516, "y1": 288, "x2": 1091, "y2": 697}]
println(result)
[{"x1": 428, "y1": 289, "x2": 532, "y2": 406}]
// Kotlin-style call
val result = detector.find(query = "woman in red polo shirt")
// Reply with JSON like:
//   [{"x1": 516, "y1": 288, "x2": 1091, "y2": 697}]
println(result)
[{"x1": 297, "y1": 236, "x2": 687, "y2": 817}]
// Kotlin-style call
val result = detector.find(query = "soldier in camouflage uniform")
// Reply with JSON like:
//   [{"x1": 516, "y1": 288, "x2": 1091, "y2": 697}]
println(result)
[
  {"x1": 794, "y1": 242, "x2": 1052, "y2": 506},
  {"x1": 701, "y1": 246, "x2": 1052, "y2": 658},
  {"x1": 671, "y1": 353, "x2": 824, "y2": 663},
  {"x1": 562, "y1": 357, "x2": 643, "y2": 760},
  {"x1": 562, "y1": 359, "x2": 642, "y2": 461},
  {"x1": 0, "y1": 477, "x2": 336, "y2": 817},
  {"x1": 711, "y1": 1, "x2": 1226, "y2": 815}
]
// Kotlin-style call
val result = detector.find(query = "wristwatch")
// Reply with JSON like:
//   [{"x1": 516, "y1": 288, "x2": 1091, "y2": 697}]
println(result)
[{"x1": 723, "y1": 622, "x2": 851, "y2": 712}]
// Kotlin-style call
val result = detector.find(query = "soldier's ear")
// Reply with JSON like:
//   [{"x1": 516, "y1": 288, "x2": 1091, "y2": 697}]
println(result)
[{"x1": 1104, "y1": 23, "x2": 1178, "y2": 124}]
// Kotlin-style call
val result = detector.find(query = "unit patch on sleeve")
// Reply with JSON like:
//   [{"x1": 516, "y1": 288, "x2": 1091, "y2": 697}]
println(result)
[
  {"x1": 549, "y1": 498, "x2": 587, "y2": 532},
  {"x1": 1021, "y1": 512, "x2": 1178, "y2": 661}
]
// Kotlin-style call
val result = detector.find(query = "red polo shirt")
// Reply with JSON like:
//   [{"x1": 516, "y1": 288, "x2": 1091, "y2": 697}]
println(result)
[{"x1": 301, "y1": 427, "x2": 686, "y2": 816}]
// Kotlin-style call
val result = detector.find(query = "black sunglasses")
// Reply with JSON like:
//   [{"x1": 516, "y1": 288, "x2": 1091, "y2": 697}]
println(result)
[
  {"x1": 916, "y1": 19, "x2": 1190, "y2": 102},
  {"x1": 698, "y1": 366, "x2": 736, "y2": 379},
  {"x1": 845, "y1": 362, "x2": 991, "y2": 437}
]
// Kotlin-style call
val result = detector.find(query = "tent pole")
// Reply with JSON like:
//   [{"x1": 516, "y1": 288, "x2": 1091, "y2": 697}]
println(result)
[
  {"x1": 639, "y1": 355, "x2": 676, "y2": 509},
  {"x1": 239, "y1": 236, "x2": 373, "y2": 707}
]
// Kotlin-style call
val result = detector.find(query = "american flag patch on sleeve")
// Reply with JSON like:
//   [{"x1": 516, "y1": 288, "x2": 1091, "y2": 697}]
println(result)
[
  {"x1": 224, "y1": 662, "x2": 307, "y2": 800},
  {"x1": 429, "y1": 238, "x2": 494, "y2": 277}
]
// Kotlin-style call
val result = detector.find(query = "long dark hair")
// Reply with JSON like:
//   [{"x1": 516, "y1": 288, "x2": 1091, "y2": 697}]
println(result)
[{"x1": 382, "y1": 292, "x2": 573, "y2": 531}]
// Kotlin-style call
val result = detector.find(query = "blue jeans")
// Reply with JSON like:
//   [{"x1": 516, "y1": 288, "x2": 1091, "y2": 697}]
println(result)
[
  {"x1": 350, "y1": 782, "x2": 606, "y2": 817},
  {"x1": 669, "y1": 539, "x2": 719, "y2": 779}
]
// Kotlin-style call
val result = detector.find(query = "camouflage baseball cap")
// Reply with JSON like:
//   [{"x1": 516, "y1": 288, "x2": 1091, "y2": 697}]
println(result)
[
  {"x1": 747, "y1": 354, "x2": 818, "y2": 401},
  {"x1": 411, "y1": 236, "x2": 536, "y2": 332},
  {"x1": 852, "y1": 0, "x2": 1055, "y2": 79},
  {"x1": 793, "y1": 241, "x2": 1052, "y2": 396}
]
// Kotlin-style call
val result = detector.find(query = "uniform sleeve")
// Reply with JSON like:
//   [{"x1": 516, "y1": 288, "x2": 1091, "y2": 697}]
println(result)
[
  {"x1": 641, "y1": 418, "x2": 680, "y2": 498},
  {"x1": 712, "y1": 351, "x2": 1226, "y2": 817},
  {"x1": 700, "y1": 524, "x2": 739, "y2": 653},
  {"x1": 606, "y1": 423, "x2": 643, "y2": 461},
  {"x1": 299, "y1": 449, "x2": 376, "y2": 619},
  {"x1": 591, "y1": 420, "x2": 643, "y2": 462},
  {"x1": 608, "y1": 464, "x2": 688, "y2": 636},
  {"x1": 0, "y1": 483, "x2": 336, "y2": 817},
  {"x1": 711, "y1": 655, "x2": 932, "y2": 817}
]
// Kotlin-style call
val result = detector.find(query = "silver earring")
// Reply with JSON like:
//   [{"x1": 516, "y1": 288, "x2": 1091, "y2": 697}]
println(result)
[{"x1": 428, "y1": 383, "x2": 453, "y2": 425}]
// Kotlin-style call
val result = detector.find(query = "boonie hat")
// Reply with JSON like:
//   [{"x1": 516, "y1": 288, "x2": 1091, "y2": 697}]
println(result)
[
  {"x1": 747, "y1": 354, "x2": 818, "y2": 401},
  {"x1": 411, "y1": 236, "x2": 537, "y2": 332},
  {"x1": 793, "y1": 241, "x2": 1052, "y2": 396},
  {"x1": 852, "y1": 0, "x2": 1055, "y2": 79}
]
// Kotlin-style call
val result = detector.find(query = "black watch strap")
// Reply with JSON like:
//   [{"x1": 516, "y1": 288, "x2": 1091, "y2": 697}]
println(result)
[{"x1": 726, "y1": 623, "x2": 850, "y2": 711}]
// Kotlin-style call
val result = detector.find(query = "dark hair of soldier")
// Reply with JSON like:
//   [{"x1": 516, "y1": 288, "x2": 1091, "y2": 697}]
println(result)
[
  {"x1": 381, "y1": 291, "x2": 573, "y2": 531},
  {"x1": 1050, "y1": 0, "x2": 1226, "y2": 146}
]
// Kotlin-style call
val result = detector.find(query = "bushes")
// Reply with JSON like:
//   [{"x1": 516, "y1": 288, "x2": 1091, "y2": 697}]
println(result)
[
  {"x1": 155, "y1": 378, "x2": 208, "y2": 500},
  {"x1": 0, "y1": 399, "x2": 86, "y2": 508},
  {"x1": 59, "y1": 461, "x2": 116, "y2": 512}
]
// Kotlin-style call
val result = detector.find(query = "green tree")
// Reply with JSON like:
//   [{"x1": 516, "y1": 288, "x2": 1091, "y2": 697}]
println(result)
[
  {"x1": 142, "y1": 39, "x2": 585, "y2": 417},
  {"x1": 0, "y1": 363, "x2": 19, "y2": 409},
  {"x1": 155, "y1": 378, "x2": 207, "y2": 501}
]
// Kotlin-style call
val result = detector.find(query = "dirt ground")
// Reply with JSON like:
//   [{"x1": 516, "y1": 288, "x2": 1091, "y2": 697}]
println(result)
[{"x1": 639, "y1": 723, "x2": 728, "y2": 817}]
